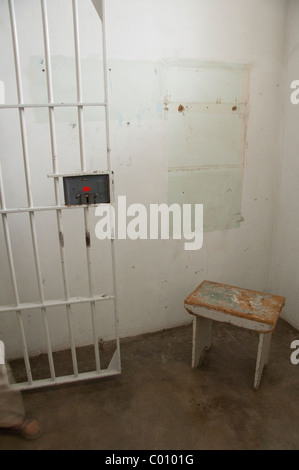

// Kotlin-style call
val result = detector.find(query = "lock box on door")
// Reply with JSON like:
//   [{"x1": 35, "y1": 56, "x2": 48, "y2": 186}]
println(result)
[{"x1": 63, "y1": 174, "x2": 110, "y2": 205}]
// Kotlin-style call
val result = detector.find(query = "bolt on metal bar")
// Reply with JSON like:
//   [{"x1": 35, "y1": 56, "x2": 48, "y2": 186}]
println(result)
[{"x1": 41, "y1": 0, "x2": 78, "y2": 378}]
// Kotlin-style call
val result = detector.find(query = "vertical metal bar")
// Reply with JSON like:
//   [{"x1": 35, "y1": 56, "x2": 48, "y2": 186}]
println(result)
[
  {"x1": 101, "y1": 0, "x2": 121, "y2": 370},
  {"x1": 41, "y1": 308, "x2": 56, "y2": 380},
  {"x1": 9, "y1": 0, "x2": 45, "y2": 299},
  {"x1": 0, "y1": 149, "x2": 33, "y2": 383},
  {"x1": 73, "y1": 0, "x2": 101, "y2": 373},
  {"x1": 84, "y1": 207, "x2": 101, "y2": 372},
  {"x1": 72, "y1": 0, "x2": 86, "y2": 172},
  {"x1": 9, "y1": 0, "x2": 56, "y2": 384},
  {"x1": 40, "y1": 0, "x2": 60, "y2": 206},
  {"x1": 8, "y1": 0, "x2": 23, "y2": 104},
  {"x1": 66, "y1": 304, "x2": 78, "y2": 377},
  {"x1": 16, "y1": 310, "x2": 33, "y2": 385},
  {"x1": 8, "y1": 0, "x2": 38, "y2": 384},
  {"x1": 0, "y1": 214, "x2": 19, "y2": 304},
  {"x1": 101, "y1": 0, "x2": 112, "y2": 178},
  {"x1": 41, "y1": 0, "x2": 78, "y2": 377},
  {"x1": 0, "y1": 164, "x2": 19, "y2": 305}
]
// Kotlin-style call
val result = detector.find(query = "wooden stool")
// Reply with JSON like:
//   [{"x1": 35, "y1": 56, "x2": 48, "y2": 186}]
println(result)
[{"x1": 184, "y1": 281, "x2": 285, "y2": 390}]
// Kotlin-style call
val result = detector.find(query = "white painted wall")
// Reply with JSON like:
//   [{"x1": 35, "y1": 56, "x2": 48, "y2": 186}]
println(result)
[
  {"x1": 270, "y1": 0, "x2": 299, "y2": 330},
  {"x1": 106, "y1": 0, "x2": 287, "y2": 337},
  {"x1": 0, "y1": 0, "x2": 289, "y2": 358}
]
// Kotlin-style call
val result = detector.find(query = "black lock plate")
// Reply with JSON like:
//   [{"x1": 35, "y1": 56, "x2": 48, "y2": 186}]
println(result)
[{"x1": 63, "y1": 174, "x2": 110, "y2": 205}]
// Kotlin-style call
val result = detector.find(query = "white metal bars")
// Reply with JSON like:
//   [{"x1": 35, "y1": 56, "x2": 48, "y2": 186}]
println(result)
[{"x1": 0, "y1": 0, "x2": 121, "y2": 390}]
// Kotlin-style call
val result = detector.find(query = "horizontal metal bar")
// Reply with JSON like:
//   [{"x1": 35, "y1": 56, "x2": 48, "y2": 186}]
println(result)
[
  {"x1": 0, "y1": 102, "x2": 106, "y2": 109},
  {"x1": 10, "y1": 367, "x2": 121, "y2": 391},
  {"x1": 0, "y1": 203, "x2": 112, "y2": 214},
  {"x1": 47, "y1": 170, "x2": 111, "y2": 178},
  {"x1": 0, "y1": 294, "x2": 115, "y2": 313}
]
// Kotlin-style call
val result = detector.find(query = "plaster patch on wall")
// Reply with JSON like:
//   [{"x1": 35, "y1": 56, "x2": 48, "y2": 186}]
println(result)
[
  {"x1": 167, "y1": 105, "x2": 246, "y2": 168},
  {"x1": 168, "y1": 168, "x2": 243, "y2": 232},
  {"x1": 164, "y1": 60, "x2": 249, "y2": 232}
]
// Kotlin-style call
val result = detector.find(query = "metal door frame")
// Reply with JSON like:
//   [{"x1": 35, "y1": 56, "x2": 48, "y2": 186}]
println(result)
[{"x1": 0, "y1": 0, "x2": 121, "y2": 390}]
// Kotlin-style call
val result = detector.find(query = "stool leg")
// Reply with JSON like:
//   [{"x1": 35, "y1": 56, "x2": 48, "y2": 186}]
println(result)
[
  {"x1": 254, "y1": 332, "x2": 272, "y2": 390},
  {"x1": 192, "y1": 316, "x2": 212, "y2": 368}
]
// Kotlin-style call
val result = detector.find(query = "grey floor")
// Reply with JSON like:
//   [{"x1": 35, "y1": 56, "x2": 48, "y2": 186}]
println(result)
[{"x1": 0, "y1": 318, "x2": 299, "y2": 450}]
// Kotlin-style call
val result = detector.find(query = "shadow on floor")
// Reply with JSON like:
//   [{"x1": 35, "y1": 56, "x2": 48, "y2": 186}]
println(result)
[{"x1": 0, "y1": 318, "x2": 299, "y2": 450}]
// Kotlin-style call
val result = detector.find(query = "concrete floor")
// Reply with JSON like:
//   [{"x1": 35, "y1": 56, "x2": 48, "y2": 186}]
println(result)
[{"x1": 0, "y1": 318, "x2": 299, "y2": 450}]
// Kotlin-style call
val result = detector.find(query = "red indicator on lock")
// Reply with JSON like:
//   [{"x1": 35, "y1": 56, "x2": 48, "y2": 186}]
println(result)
[{"x1": 82, "y1": 186, "x2": 91, "y2": 192}]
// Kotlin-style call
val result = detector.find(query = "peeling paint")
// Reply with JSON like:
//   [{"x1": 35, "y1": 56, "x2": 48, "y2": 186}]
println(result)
[{"x1": 185, "y1": 280, "x2": 285, "y2": 326}]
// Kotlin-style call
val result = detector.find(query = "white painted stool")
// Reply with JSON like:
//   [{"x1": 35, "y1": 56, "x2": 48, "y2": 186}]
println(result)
[{"x1": 184, "y1": 281, "x2": 285, "y2": 390}]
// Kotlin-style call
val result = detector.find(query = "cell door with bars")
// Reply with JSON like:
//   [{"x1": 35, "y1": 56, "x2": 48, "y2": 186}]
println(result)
[{"x1": 0, "y1": 0, "x2": 121, "y2": 390}]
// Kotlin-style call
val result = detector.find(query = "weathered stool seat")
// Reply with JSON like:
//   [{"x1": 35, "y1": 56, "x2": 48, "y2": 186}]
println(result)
[{"x1": 184, "y1": 280, "x2": 285, "y2": 390}]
